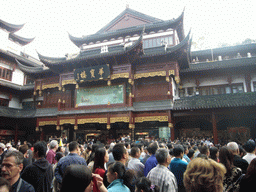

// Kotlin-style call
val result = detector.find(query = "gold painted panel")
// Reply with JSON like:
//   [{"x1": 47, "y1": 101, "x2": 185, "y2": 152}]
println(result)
[
  {"x1": 134, "y1": 71, "x2": 166, "y2": 79},
  {"x1": 59, "y1": 119, "x2": 75, "y2": 125},
  {"x1": 110, "y1": 117, "x2": 129, "y2": 123},
  {"x1": 77, "y1": 118, "x2": 107, "y2": 124},
  {"x1": 39, "y1": 121, "x2": 57, "y2": 126},
  {"x1": 135, "y1": 116, "x2": 168, "y2": 123},
  {"x1": 111, "y1": 73, "x2": 129, "y2": 80}
]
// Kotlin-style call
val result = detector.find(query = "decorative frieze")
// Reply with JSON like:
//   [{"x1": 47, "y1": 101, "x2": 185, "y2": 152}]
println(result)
[
  {"x1": 77, "y1": 118, "x2": 107, "y2": 124},
  {"x1": 42, "y1": 83, "x2": 60, "y2": 90},
  {"x1": 59, "y1": 119, "x2": 75, "y2": 125},
  {"x1": 110, "y1": 117, "x2": 129, "y2": 123},
  {"x1": 39, "y1": 120, "x2": 57, "y2": 126},
  {"x1": 135, "y1": 116, "x2": 168, "y2": 123},
  {"x1": 134, "y1": 71, "x2": 166, "y2": 79},
  {"x1": 62, "y1": 79, "x2": 76, "y2": 86},
  {"x1": 111, "y1": 73, "x2": 129, "y2": 80}
]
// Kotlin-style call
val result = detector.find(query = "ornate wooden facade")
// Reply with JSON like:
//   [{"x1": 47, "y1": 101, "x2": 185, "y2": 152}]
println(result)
[{"x1": 2, "y1": 8, "x2": 256, "y2": 144}]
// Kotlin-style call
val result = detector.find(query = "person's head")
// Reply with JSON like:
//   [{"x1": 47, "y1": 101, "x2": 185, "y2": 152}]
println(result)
[
  {"x1": 245, "y1": 158, "x2": 256, "y2": 178},
  {"x1": 55, "y1": 152, "x2": 64, "y2": 162},
  {"x1": 187, "y1": 149, "x2": 195, "y2": 160},
  {"x1": 69, "y1": 141, "x2": 80, "y2": 154},
  {"x1": 106, "y1": 162, "x2": 126, "y2": 184},
  {"x1": 243, "y1": 140, "x2": 256, "y2": 153},
  {"x1": 239, "y1": 145, "x2": 246, "y2": 157},
  {"x1": 0, "y1": 143, "x2": 5, "y2": 153},
  {"x1": 173, "y1": 145, "x2": 184, "y2": 158},
  {"x1": 60, "y1": 164, "x2": 93, "y2": 192},
  {"x1": 131, "y1": 147, "x2": 141, "y2": 158},
  {"x1": 1, "y1": 151, "x2": 24, "y2": 185},
  {"x1": 147, "y1": 142, "x2": 158, "y2": 155},
  {"x1": 200, "y1": 145, "x2": 210, "y2": 157},
  {"x1": 57, "y1": 146, "x2": 65, "y2": 153},
  {"x1": 33, "y1": 141, "x2": 47, "y2": 159},
  {"x1": 209, "y1": 147, "x2": 219, "y2": 161},
  {"x1": 227, "y1": 142, "x2": 239, "y2": 155},
  {"x1": 135, "y1": 177, "x2": 159, "y2": 192},
  {"x1": 219, "y1": 146, "x2": 234, "y2": 176},
  {"x1": 0, "y1": 177, "x2": 11, "y2": 192},
  {"x1": 93, "y1": 147, "x2": 109, "y2": 172},
  {"x1": 18, "y1": 144, "x2": 28, "y2": 155},
  {"x1": 49, "y1": 140, "x2": 58, "y2": 150},
  {"x1": 184, "y1": 158, "x2": 226, "y2": 192},
  {"x1": 155, "y1": 148, "x2": 171, "y2": 166},
  {"x1": 6, "y1": 143, "x2": 11, "y2": 150},
  {"x1": 112, "y1": 143, "x2": 128, "y2": 163}
]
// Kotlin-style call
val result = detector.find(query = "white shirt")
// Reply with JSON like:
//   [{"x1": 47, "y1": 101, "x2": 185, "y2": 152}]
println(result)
[{"x1": 242, "y1": 153, "x2": 256, "y2": 164}]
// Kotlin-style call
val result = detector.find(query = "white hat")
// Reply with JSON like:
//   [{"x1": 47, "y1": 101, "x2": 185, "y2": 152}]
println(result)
[
  {"x1": 6, "y1": 143, "x2": 11, "y2": 148},
  {"x1": 0, "y1": 143, "x2": 5, "y2": 149}
]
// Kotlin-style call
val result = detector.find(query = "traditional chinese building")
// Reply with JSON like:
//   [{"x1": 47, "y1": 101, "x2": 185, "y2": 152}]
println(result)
[
  {"x1": 0, "y1": 18, "x2": 40, "y2": 143},
  {"x1": 1, "y1": 8, "x2": 256, "y2": 144}
]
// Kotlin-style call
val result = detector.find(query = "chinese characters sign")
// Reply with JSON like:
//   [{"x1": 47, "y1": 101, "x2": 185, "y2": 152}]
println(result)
[{"x1": 74, "y1": 64, "x2": 110, "y2": 82}]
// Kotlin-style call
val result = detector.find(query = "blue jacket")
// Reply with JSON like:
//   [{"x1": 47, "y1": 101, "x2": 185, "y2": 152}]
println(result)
[
  {"x1": 107, "y1": 179, "x2": 130, "y2": 192},
  {"x1": 144, "y1": 154, "x2": 158, "y2": 177},
  {"x1": 55, "y1": 153, "x2": 87, "y2": 183}
]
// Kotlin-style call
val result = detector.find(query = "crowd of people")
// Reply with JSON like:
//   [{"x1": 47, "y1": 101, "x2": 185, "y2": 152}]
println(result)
[{"x1": 0, "y1": 137, "x2": 256, "y2": 192}]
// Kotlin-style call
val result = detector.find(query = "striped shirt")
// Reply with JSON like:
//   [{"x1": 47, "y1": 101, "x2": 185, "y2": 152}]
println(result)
[{"x1": 147, "y1": 164, "x2": 178, "y2": 192}]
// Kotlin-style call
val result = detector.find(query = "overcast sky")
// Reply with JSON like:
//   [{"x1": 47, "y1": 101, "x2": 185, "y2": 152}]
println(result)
[{"x1": 0, "y1": 0, "x2": 256, "y2": 58}]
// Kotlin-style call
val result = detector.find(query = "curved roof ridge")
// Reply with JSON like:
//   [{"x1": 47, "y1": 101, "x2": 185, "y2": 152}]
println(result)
[
  {"x1": 15, "y1": 58, "x2": 48, "y2": 74},
  {"x1": 39, "y1": 28, "x2": 144, "y2": 70},
  {"x1": 8, "y1": 33, "x2": 35, "y2": 46},
  {"x1": 69, "y1": 11, "x2": 184, "y2": 47},
  {"x1": 0, "y1": 19, "x2": 25, "y2": 33},
  {"x1": 37, "y1": 51, "x2": 66, "y2": 63}
]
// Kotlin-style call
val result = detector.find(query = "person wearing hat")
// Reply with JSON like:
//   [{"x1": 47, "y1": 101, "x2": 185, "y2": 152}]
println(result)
[
  {"x1": 0, "y1": 143, "x2": 6, "y2": 164},
  {"x1": 6, "y1": 143, "x2": 12, "y2": 152}
]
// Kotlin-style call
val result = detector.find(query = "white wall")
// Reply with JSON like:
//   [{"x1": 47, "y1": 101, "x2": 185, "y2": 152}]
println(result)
[
  {"x1": 182, "y1": 74, "x2": 245, "y2": 88},
  {"x1": 9, "y1": 96, "x2": 22, "y2": 109},
  {"x1": 12, "y1": 68, "x2": 24, "y2": 86},
  {"x1": 0, "y1": 92, "x2": 9, "y2": 100}
]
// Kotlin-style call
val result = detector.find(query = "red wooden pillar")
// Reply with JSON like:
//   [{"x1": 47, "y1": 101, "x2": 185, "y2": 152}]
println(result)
[{"x1": 212, "y1": 112, "x2": 218, "y2": 144}]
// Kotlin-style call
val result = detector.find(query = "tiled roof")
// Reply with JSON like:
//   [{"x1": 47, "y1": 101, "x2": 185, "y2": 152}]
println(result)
[
  {"x1": 133, "y1": 100, "x2": 173, "y2": 111},
  {"x1": 69, "y1": 10, "x2": 184, "y2": 47},
  {"x1": 181, "y1": 56, "x2": 256, "y2": 73},
  {"x1": 0, "y1": 79, "x2": 34, "y2": 91},
  {"x1": 173, "y1": 92, "x2": 256, "y2": 110},
  {"x1": 191, "y1": 43, "x2": 256, "y2": 59},
  {"x1": 0, "y1": 106, "x2": 36, "y2": 118}
]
